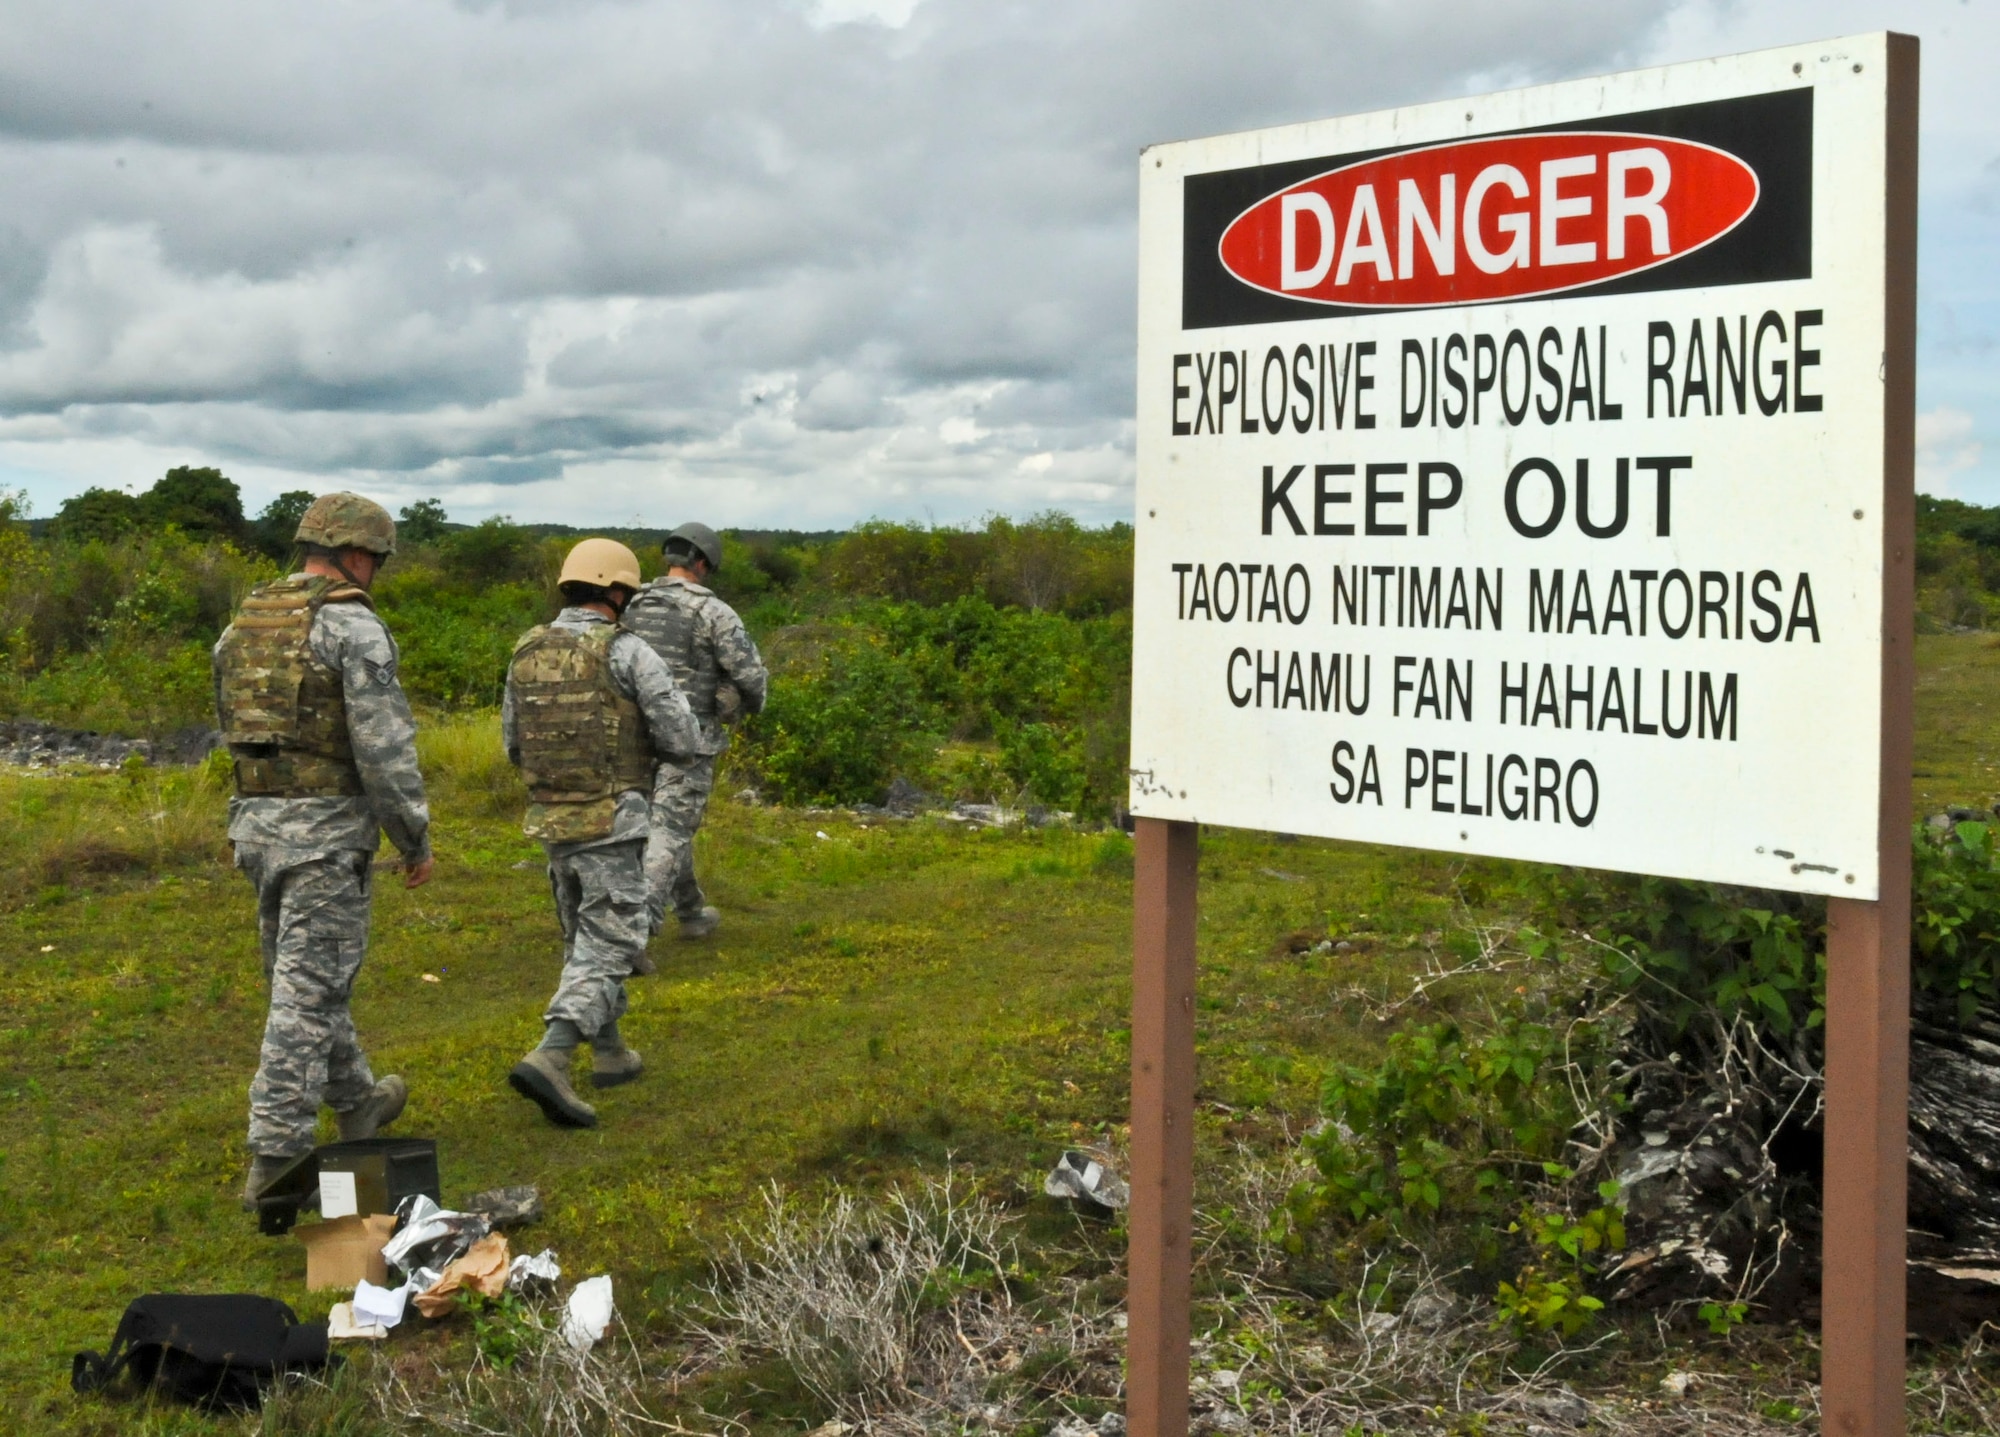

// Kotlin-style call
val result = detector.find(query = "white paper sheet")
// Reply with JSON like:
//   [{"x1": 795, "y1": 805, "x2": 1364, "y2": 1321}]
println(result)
[
  {"x1": 353, "y1": 1276, "x2": 410, "y2": 1329},
  {"x1": 319, "y1": 1169, "x2": 359, "y2": 1220}
]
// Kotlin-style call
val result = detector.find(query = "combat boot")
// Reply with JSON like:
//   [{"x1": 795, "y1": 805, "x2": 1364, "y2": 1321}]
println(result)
[
  {"x1": 239, "y1": 1154, "x2": 296, "y2": 1212},
  {"x1": 336, "y1": 1075, "x2": 408, "y2": 1142},
  {"x1": 508, "y1": 1048, "x2": 598, "y2": 1128},
  {"x1": 678, "y1": 905, "x2": 721, "y2": 940},
  {"x1": 592, "y1": 1043, "x2": 645, "y2": 1089}
]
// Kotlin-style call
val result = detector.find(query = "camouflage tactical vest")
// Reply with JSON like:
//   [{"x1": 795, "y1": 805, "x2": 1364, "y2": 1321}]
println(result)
[
  {"x1": 215, "y1": 575, "x2": 370, "y2": 799},
  {"x1": 620, "y1": 581, "x2": 721, "y2": 721},
  {"x1": 508, "y1": 623, "x2": 656, "y2": 843}
]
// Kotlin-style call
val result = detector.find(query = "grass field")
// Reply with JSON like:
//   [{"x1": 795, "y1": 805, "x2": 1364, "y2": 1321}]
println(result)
[{"x1": 5, "y1": 633, "x2": 2000, "y2": 1433}]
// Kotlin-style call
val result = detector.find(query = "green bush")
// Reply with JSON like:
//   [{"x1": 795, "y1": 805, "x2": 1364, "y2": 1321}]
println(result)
[
  {"x1": 374, "y1": 570, "x2": 547, "y2": 709},
  {"x1": 442, "y1": 517, "x2": 526, "y2": 587},
  {"x1": 740, "y1": 632, "x2": 941, "y2": 806},
  {"x1": 1913, "y1": 818, "x2": 2000, "y2": 1022},
  {"x1": 11, "y1": 639, "x2": 216, "y2": 735},
  {"x1": 1286, "y1": 1017, "x2": 1587, "y2": 1245}
]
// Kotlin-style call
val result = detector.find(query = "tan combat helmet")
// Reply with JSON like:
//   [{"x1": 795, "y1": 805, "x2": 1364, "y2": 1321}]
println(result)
[
  {"x1": 559, "y1": 538, "x2": 643, "y2": 593},
  {"x1": 294, "y1": 492, "x2": 397, "y2": 556}
]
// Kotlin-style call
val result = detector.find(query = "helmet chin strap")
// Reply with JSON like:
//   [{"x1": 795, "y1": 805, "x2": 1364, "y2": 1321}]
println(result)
[{"x1": 324, "y1": 548, "x2": 375, "y2": 589}]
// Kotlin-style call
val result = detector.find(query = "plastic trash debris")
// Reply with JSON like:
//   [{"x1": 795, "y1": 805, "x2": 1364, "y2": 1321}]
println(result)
[
  {"x1": 352, "y1": 1278, "x2": 409, "y2": 1331},
  {"x1": 1043, "y1": 1149, "x2": 1130, "y2": 1209},
  {"x1": 413, "y1": 1232, "x2": 511, "y2": 1319},
  {"x1": 383, "y1": 1195, "x2": 490, "y2": 1276},
  {"x1": 327, "y1": 1302, "x2": 387, "y2": 1341},
  {"x1": 465, "y1": 1185, "x2": 543, "y2": 1228},
  {"x1": 561, "y1": 1274, "x2": 614, "y2": 1353},
  {"x1": 508, "y1": 1249, "x2": 562, "y2": 1293}
]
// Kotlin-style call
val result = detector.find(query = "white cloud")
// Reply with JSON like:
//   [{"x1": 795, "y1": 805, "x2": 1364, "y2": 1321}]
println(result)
[
  {"x1": 810, "y1": 0, "x2": 925, "y2": 29},
  {"x1": 1918, "y1": 405, "x2": 1983, "y2": 496},
  {"x1": 0, "y1": 0, "x2": 1988, "y2": 527}
]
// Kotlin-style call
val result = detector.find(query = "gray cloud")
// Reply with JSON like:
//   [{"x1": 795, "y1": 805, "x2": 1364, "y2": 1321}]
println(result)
[{"x1": 0, "y1": 0, "x2": 1987, "y2": 524}]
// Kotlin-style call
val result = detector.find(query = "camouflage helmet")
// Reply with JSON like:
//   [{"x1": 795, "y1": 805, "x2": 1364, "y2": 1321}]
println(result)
[
  {"x1": 558, "y1": 537, "x2": 643, "y2": 593},
  {"x1": 294, "y1": 492, "x2": 397, "y2": 556},
  {"x1": 664, "y1": 521, "x2": 722, "y2": 573}
]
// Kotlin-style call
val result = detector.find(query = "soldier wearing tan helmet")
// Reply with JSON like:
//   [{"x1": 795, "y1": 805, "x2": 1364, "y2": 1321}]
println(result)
[
  {"x1": 502, "y1": 538, "x2": 700, "y2": 1127},
  {"x1": 213, "y1": 491, "x2": 434, "y2": 1210},
  {"x1": 621, "y1": 521, "x2": 768, "y2": 941}
]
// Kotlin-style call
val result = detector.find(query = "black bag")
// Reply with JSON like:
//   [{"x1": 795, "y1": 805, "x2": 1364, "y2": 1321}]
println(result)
[{"x1": 71, "y1": 1294, "x2": 330, "y2": 1411}]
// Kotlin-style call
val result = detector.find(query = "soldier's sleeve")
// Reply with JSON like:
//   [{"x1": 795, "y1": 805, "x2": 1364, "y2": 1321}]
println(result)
[
  {"x1": 610, "y1": 631, "x2": 700, "y2": 760},
  {"x1": 501, "y1": 677, "x2": 520, "y2": 769},
  {"x1": 211, "y1": 633, "x2": 228, "y2": 733},
  {"x1": 710, "y1": 602, "x2": 769, "y2": 715},
  {"x1": 326, "y1": 607, "x2": 433, "y2": 862}
]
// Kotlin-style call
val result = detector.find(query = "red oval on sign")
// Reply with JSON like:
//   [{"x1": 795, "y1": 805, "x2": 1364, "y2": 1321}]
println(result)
[{"x1": 1217, "y1": 132, "x2": 1759, "y2": 308}]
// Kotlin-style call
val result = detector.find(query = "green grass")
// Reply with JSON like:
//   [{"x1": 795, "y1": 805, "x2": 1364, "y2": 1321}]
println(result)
[
  {"x1": 2, "y1": 637, "x2": 1991, "y2": 1432},
  {"x1": 1915, "y1": 632, "x2": 2000, "y2": 818},
  {"x1": 0, "y1": 718, "x2": 1487, "y2": 1433}
]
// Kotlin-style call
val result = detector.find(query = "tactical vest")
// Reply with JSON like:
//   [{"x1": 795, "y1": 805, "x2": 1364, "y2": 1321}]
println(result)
[
  {"x1": 621, "y1": 582, "x2": 721, "y2": 721},
  {"x1": 508, "y1": 622, "x2": 656, "y2": 843},
  {"x1": 215, "y1": 576, "x2": 370, "y2": 799}
]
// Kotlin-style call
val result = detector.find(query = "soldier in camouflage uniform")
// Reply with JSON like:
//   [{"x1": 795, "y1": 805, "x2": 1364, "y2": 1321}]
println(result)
[
  {"x1": 621, "y1": 522, "x2": 768, "y2": 941},
  {"x1": 213, "y1": 493, "x2": 435, "y2": 1208},
  {"x1": 503, "y1": 538, "x2": 700, "y2": 1128}
]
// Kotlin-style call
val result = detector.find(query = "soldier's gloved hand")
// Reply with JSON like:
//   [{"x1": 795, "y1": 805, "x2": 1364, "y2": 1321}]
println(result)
[
  {"x1": 404, "y1": 854, "x2": 436, "y2": 889},
  {"x1": 714, "y1": 682, "x2": 744, "y2": 724}
]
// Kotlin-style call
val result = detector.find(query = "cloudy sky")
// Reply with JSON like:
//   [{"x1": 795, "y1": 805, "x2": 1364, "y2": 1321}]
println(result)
[{"x1": 0, "y1": 0, "x2": 1990, "y2": 530}]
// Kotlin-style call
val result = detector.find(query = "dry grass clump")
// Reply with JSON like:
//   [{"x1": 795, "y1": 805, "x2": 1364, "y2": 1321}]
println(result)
[
  {"x1": 370, "y1": 1308, "x2": 672, "y2": 1437},
  {"x1": 687, "y1": 1171, "x2": 1121, "y2": 1434},
  {"x1": 0, "y1": 753, "x2": 231, "y2": 900}
]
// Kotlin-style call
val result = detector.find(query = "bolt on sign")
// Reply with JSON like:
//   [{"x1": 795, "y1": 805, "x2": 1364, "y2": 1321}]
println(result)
[{"x1": 1132, "y1": 34, "x2": 1907, "y2": 898}]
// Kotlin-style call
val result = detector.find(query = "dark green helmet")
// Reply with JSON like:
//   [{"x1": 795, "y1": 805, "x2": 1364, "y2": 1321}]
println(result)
[
  {"x1": 294, "y1": 492, "x2": 396, "y2": 556},
  {"x1": 664, "y1": 521, "x2": 722, "y2": 573}
]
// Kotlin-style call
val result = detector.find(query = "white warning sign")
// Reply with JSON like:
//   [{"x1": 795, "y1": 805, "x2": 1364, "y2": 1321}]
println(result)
[{"x1": 1129, "y1": 33, "x2": 1905, "y2": 896}]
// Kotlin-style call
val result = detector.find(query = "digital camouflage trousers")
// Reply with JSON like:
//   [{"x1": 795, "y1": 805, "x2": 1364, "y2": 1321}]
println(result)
[
  {"x1": 644, "y1": 753, "x2": 716, "y2": 929},
  {"x1": 239, "y1": 846, "x2": 378, "y2": 1158},
  {"x1": 543, "y1": 838, "x2": 649, "y2": 1040}
]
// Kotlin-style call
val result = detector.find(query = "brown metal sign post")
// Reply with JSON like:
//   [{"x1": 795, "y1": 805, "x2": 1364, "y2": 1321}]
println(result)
[
  {"x1": 1129, "y1": 817, "x2": 1197, "y2": 1437},
  {"x1": 1821, "y1": 34, "x2": 1918, "y2": 1437}
]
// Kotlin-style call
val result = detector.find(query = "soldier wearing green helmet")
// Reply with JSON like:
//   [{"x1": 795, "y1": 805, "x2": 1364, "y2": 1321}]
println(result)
[
  {"x1": 213, "y1": 491, "x2": 434, "y2": 1210},
  {"x1": 621, "y1": 521, "x2": 769, "y2": 942}
]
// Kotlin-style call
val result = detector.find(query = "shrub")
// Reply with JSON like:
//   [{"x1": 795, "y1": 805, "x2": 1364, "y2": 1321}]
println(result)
[
  {"x1": 441, "y1": 516, "x2": 540, "y2": 589},
  {"x1": 1287, "y1": 1017, "x2": 1588, "y2": 1246},
  {"x1": 12, "y1": 639, "x2": 216, "y2": 735},
  {"x1": 741, "y1": 632, "x2": 940, "y2": 806},
  {"x1": 1913, "y1": 818, "x2": 2000, "y2": 1022},
  {"x1": 376, "y1": 576, "x2": 547, "y2": 709}
]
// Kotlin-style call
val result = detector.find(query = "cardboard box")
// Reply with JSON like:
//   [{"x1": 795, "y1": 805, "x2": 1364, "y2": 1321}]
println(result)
[{"x1": 297, "y1": 1213, "x2": 397, "y2": 1291}]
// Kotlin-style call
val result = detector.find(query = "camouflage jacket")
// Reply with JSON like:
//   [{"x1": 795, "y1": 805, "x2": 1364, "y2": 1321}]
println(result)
[
  {"x1": 502, "y1": 607, "x2": 699, "y2": 854},
  {"x1": 215, "y1": 581, "x2": 432, "y2": 863},
  {"x1": 619, "y1": 577, "x2": 767, "y2": 756}
]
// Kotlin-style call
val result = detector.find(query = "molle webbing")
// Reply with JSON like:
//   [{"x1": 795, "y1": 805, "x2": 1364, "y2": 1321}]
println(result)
[
  {"x1": 622, "y1": 585, "x2": 718, "y2": 720},
  {"x1": 217, "y1": 577, "x2": 369, "y2": 798},
  {"x1": 509, "y1": 624, "x2": 654, "y2": 840}
]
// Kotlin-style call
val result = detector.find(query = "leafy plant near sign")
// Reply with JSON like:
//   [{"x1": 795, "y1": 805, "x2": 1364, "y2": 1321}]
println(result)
[
  {"x1": 1285, "y1": 819, "x2": 2000, "y2": 1334},
  {"x1": 1912, "y1": 818, "x2": 2000, "y2": 1024},
  {"x1": 1284, "y1": 1016, "x2": 1607, "y2": 1244}
]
